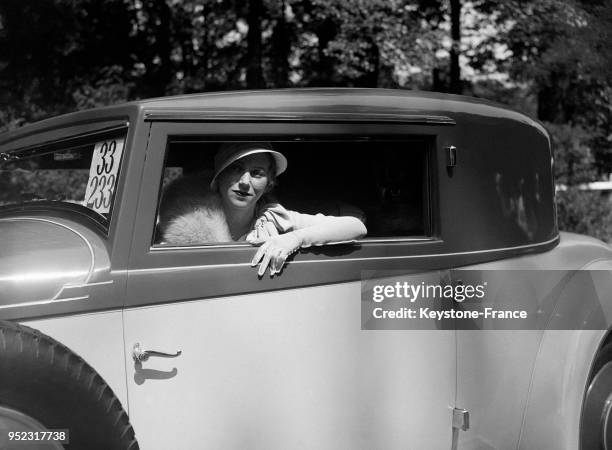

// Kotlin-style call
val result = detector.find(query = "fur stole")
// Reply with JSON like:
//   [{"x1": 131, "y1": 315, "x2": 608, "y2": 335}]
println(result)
[{"x1": 157, "y1": 173, "x2": 232, "y2": 245}]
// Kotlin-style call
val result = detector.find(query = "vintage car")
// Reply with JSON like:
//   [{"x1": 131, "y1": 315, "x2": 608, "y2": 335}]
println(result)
[{"x1": 0, "y1": 88, "x2": 611, "y2": 450}]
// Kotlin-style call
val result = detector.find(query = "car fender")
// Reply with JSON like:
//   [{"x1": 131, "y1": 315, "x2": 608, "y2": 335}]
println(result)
[{"x1": 519, "y1": 257, "x2": 612, "y2": 449}]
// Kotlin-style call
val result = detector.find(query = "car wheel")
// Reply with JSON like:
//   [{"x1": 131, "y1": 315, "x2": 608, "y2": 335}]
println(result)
[
  {"x1": 0, "y1": 320, "x2": 139, "y2": 450},
  {"x1": 582, "y1": 343, "x2": 612, "y2": 450}
]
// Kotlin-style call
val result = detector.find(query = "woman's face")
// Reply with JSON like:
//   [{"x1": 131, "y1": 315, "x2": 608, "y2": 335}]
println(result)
[{"x1": 217, "y1": 153, "x2": 272, "y2": 209}]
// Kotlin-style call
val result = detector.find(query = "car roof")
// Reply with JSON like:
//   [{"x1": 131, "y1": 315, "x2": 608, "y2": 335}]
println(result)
[{"x1": 0, "y1": 88, "x2": 547, "y2": 152}]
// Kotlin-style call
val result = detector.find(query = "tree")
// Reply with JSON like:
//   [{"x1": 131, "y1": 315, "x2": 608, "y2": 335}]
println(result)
[
  {"x1": 137, "y1": 0, "x2": 174, "y2": 97},
  {"x1": 246, "y1": 0, "x2": 266, "y2": 88},
  {"x1": 547, "y1": 122, "x2": 612, "y2": 243},
  {"x1": 449, "y1": 0, "x2": 461, "y2": 93},
  {"x1": 0, "y1": 0, "x2": 138, "y2": 129},
  {"x1": 285, "y1": 0, "x2": 444, "y2": 88},
  {"x1": 269, "y1": 0, "x2": 292, "y2": 87},
  {"x1": 469, "y1": 0, "x2": 612, "y2": 177}
]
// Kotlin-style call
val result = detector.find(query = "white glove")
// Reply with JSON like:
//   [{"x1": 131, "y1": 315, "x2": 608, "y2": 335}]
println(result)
[{"x1": 250, "y1": 232, "x2": 302, "y2": 276}]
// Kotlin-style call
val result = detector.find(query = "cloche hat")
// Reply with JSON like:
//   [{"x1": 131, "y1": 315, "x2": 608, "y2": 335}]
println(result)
[{"x1": 210, "y1": 142, "x2": 287, "y2": 189}]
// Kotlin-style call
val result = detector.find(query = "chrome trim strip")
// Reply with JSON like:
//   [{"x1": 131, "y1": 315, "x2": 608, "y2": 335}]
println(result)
[
  {"x1": 357, "y1": 237, "x2": 434, "y2": 244},
  {"x1": 143, "y1": 110, "x2": 456, "y2": 125},
  {"x1": 52, "y1": 279, "x2": 114, "y2": 301},
  {"x1": 61, "y1": 280, "x2": 114, "y2": 289},
  {"x1": 0, "y1": 295, "x2": 89, "y2": 310},
  {"x1": 150, "y1": 237, "x2": 435, "y2": 251},
  {"x1": 133, "y1": 236, "x2": 560, "y2": 274}
]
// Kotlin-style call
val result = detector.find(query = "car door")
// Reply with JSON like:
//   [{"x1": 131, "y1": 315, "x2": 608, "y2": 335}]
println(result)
[{"x1": 123, "y1": 121, "x2": 456, "y2": 449}]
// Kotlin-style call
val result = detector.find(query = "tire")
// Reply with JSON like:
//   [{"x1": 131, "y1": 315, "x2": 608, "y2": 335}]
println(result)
[
  {"x1": 0, "y1": 320, "x2": 139, "y2": 450},
  {"x1": 581, "y1": 343, "x2": 612, "y2": 450}
]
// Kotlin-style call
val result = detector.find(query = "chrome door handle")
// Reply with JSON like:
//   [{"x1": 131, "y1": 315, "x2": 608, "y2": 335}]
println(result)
[{"x1": 132, "y1": 343, "x2": 182, "y2": 362}]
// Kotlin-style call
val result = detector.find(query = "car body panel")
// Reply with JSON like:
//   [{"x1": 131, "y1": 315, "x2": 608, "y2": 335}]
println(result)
[
  {"x1": 123, "y1": 281, "x2": 456, "y2": 450},
  {"x1": 19, "y1": 310, "x2": 129, "y2": 414},
  {"x1": 0, "y1": 215, "x2": 124, "y2": 320},
  {"x1": 519, "y1": 256, "x2": 612, "y2": 449},
  {"x1": 518, "y1": 329, "x2": 606, "y2": 450},
  {"x1": 0, "y1": 218, "x2": 93, "y2": 305},
  {"x1": 454, "y1": 232, "x2": 612, "y2": 449}
]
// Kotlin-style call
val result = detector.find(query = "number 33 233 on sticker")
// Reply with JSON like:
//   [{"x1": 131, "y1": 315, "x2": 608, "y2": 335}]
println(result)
[{"x1": 84, "y1": 138, "x2": 124, "y2": 214}]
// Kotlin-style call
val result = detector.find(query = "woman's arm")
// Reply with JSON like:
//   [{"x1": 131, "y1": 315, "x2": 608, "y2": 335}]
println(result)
[
  {"x1": 289, "y1": 212, "x2": 367, "y2": 246},
  {"x1": 249, "y1": 210, "x2": 367, "y2": 276}
]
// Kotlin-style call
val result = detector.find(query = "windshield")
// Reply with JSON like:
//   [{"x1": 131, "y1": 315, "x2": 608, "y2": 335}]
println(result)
[{"x1": 0, "y1": 130, "x2": 127, "y2": 226}]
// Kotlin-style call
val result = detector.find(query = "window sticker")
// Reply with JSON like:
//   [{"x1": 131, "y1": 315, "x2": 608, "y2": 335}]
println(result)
[
  {"x1": 84, "y1": 138, "x2": 124, "y2": 213},
  {"x1": 54, "y1": 150, "x2": 82, "y2": 161}
]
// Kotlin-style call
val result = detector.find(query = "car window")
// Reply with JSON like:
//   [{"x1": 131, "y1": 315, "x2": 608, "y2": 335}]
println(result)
[
  {"x1": 0, "y1": 130, "x2": 127, "y2": 227},
  {"x1": 153, "y1": 138, "x2": 430, "y2": 246}
]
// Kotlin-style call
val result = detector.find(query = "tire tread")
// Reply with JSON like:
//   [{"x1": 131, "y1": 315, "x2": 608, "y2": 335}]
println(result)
[{"x1": 0, "y1": 320, "x2": 139, "y2": 450}]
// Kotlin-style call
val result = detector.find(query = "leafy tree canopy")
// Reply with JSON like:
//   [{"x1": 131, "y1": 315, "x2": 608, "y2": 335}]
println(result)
[{"x1": 1, "y1": 0, "x2": 610, "y2": 239}]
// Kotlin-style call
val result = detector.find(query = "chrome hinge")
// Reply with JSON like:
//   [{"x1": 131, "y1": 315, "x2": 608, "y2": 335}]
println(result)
[
  {"x1": 451, "y1": 408, "x2": 470, "y2": 450},
  {"x1": 452, "y1": 408, "x2": 470, "y2": 431},
  {"x1": 445, "y1": 145, "x2": 457, "y2": 168}
]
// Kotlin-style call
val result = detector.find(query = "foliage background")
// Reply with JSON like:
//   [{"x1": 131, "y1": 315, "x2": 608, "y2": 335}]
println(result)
[{"x1": 1, "y1": 0, "x2": 610, "y2": 241}]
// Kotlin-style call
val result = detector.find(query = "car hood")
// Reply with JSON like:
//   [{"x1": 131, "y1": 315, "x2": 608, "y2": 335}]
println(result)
[{"x1": 0, "y1": 218, "x2": 93, "y2": 306}]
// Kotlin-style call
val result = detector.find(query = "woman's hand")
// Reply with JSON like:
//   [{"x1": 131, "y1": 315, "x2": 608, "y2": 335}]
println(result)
[{"x1": 249, "y1": 232, "x2": 301, "y2": 276}]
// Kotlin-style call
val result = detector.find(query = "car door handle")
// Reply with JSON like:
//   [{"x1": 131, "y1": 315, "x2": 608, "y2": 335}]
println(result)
[{"x1": 132, "y1": 343, "x2": 182, "y2": 362}]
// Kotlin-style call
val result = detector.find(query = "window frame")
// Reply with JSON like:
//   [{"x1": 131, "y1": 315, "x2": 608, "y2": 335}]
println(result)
[
  {"x1": 129, "y1": 121, "x2": 449, "y2": 275},
  {"x1": 151, "y1": 132, "x2": 437, "y2": 249}
]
